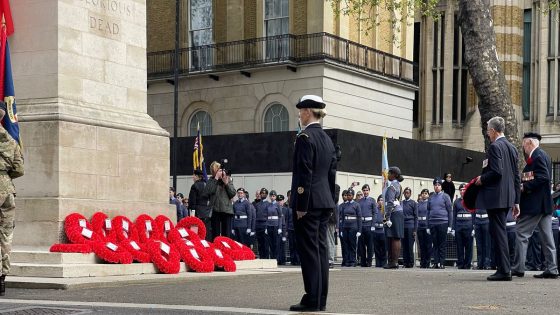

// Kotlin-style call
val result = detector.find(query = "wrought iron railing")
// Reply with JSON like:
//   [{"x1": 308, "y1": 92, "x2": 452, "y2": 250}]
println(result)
[{"x1": 147, "y1": 32, "x2": 418, "y2": 85}]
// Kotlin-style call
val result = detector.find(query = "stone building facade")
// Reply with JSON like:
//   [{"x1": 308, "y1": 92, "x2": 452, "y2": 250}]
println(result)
[{"x1": 415, "y1": 0, "x2": 560, "y2": 180}]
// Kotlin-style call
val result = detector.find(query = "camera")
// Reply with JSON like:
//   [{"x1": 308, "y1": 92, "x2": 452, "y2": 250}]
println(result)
[
  {"x1": 219, "y1": 158, "x2": 232, "y2": 177},
  {"x1": 351, "y1": 181, "x2": 360, "y2": 187}
]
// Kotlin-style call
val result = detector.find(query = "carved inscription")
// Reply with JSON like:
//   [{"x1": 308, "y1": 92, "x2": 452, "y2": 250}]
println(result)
[{"x1": 79, "y1": 0, "x2": 135, "y2": 37}]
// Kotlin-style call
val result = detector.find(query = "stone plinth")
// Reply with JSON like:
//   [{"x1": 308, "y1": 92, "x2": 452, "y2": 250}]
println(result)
[{"x1": 11, "y1": 0, "x2": 171, "y2": 249}]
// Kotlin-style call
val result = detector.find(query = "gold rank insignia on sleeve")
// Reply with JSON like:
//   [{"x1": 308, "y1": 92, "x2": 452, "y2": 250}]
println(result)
[{"x1": 297, "y1": 187, "x2": 304, "y2": 194}]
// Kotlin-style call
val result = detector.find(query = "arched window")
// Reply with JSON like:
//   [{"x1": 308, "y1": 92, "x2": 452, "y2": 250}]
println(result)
[
  {"x1": 189, "y1": 111, "x2": 212, "y2": 136},
  {"x1": 263, "y1": 103, "x2": 289, "y2": 132}
]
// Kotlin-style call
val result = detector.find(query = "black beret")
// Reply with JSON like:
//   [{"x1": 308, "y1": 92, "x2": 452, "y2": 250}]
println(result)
[
  {"x1": 346, "y1": 189, "x2": 355, "y2": 195},
  {"x1": 260, "y1": 188, "x2": 268, "y2": 194},
  {"x1": 237, "y1": 187, "x2": 245, "y2": 192},
  {"x1": 269, "y1": 190, "x2": 277, "y2": 196},
  {"x1": 277, "y1": 194, "x2": 285, "y2": 201},
  {"x1": 433, "y1": 178, "x2": 444, "y2": 185},
  {"x1": 459, "y1": 184, "x2": 466, "y2": 190},
  {"x1": 342, "y1": 189, "x2": 348, "y2": 196},
  {"x1": 421, "y1": 188, "x2": 430, "y2": 194},
  {"x1": 296, "y1": 95, "x2": 326, "y2": 109},
  {"x1": 362, "y1": 184, "x2": 370, "y2": 190},
  {"x1": 389, "y1": 166, "x2": 401, "y2": 176},
  {"x1": 523, "y1": 132, "x2": 542, "y2": 141}
]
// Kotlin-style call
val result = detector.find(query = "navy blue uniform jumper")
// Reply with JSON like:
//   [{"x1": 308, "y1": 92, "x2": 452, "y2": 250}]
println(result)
[
  {"x1": 232, "y1": 198, "x2": 254, "y2": 246},
  {"x1": 339, "y1": 201, "x2": 362, "y2": 266}
]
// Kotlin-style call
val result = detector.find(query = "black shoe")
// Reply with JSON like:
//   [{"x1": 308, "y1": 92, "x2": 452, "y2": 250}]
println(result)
[
  {"x1": 289, "y1": 303, "x2": 320, "y2": 312},
  {"x1": 533, "y1": 271, "x2": 559, "y2": 279},
  {"x1": 383, "y1": 263, "x2": 398, "y2": 269},
  {"x1": 438, "y1": 265, "x2": 445, "y2": 269},
  {"x1": 431, "y1": 264, "x2": 439, "y2": 269},
  {"x1": 405, "y1": 264, "x2": 414, "y2": 268},
  {"x1": 0, "y1": 275, "x2": 4, "y2": 296},
  {"x1": 511, "y1": 271, "x2": 525, "y2": 278},
  {"x1": 329, "y1": 263, "x2": 334, "y2": 269},
  {"x1": 487, "y1": 273, "x2": 512, "y2": 281}
]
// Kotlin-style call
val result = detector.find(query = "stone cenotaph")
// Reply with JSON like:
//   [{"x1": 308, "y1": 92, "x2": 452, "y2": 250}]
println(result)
[{"x1": 11, "y1": 0, "x2": 171, "y2": 253}]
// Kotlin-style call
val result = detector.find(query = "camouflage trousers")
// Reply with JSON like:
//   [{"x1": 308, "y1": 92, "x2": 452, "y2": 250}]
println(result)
[{"x1": 0, "y1": 193, "x2": 14, "y2": 275}]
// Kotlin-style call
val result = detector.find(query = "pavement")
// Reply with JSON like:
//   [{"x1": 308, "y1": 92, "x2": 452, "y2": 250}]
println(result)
[{"x1": 1, "y1": 266, "x2": 559, "y2": 314}]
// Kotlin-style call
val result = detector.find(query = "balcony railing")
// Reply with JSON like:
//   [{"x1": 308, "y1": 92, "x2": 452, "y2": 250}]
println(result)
[{"x1": 147, "y1": 32, "x2": 418, "y2": 85}]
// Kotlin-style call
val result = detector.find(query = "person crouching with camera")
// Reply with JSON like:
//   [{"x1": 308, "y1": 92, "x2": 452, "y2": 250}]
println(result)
[{"x1": 204, "y1": 161, "x2": 236, "y2": 240}]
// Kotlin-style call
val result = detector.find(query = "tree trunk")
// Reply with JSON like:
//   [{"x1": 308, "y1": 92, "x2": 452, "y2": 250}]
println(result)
[{"x1": 458, "y1": 0, "x2": 520, "y2": 152}]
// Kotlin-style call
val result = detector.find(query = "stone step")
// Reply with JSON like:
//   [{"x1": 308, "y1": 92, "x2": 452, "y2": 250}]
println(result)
[
  {"x1": 11, "y1": 259, "x2": 276, "y2": 278},
  {"x1": 11, "y1": 251, "x2": 98, "y2": 264}
]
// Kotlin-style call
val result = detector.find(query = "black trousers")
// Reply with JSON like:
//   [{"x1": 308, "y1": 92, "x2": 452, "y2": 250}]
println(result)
[
  {"x1": 294, "y1": 208, "x2": 330, "y2": 309},
  {"x1": 506, "y1": 228, "x2": 516, "y2": 266},
  {"x1": 211, "y1": 212, "x2": 232, "y2": 240},
  {"x1": 342, "y1": 227, "x2": 358, "y2": 265},
  {"x1": 233, "y1": 227, "x2": 251, "y2": 247},
  {"x1": 197, "y1": 217, "x2": 213, "y2": 242},
  {"x1": 256, "y1": 227, "x2": 269, "y2": 259},
  {"x1": 288, "y1": 229, "x2": 300, "y2": 264},
  {"x1": 475, "y1": 223, "x2": 491, "y2": 268},
  {"x1": 402, "y1": 227, "x2": 415, "y2": 266},
  {"x1": 266, "y1": 226, "x2": 279, "y2": 259},
  {"x1": 431, "y1": 223, "x2": 448, "y2": 265},
  {"x1": 417, "y1": 229, "x2": 432, "y2": 267},
  {"x1": 358, "y1": 228, "x2": 374, "y2": 266},
  {"x1": 277, "y1": 233, "x2": 287, "y2": 264},
  {"x1": 373, "y1": 231, "x2": 387, "y2": 267},
  {"x1": 488, "y1": 208, "x2": 510, "y2": 275},
  {"x1": 455, "y1": 226, "x2": 473, "y2": 268}
]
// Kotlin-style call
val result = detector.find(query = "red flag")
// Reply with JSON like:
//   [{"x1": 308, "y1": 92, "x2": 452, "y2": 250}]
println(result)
[{"x1": 0, "y1": 0, "x2": 14, "y2": 37}]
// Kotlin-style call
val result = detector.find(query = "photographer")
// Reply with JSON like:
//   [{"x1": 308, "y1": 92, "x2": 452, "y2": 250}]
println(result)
[{"x1": 204, "y1": 161, "x2": 236, "y2": 240}]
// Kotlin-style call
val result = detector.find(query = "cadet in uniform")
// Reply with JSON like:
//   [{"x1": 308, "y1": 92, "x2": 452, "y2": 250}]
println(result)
[
  {"x1": 402, "y1": 187, "x2": 418, "y2": 268},
  {"x1": 289, "y1": 95, "x2": 337, "y2": 312},
  {"x1": 357, "y1": 184, "x2": 376, "y2": 267},
  {"x1": 383, "y1": 167, "x2": 405, "y2": 269},
  {"x1": 373, "y1": 195, "x2": 387, "y2": 267},
  {"x1": 417, "y1": 189, "x2": 432, "y2": 268},
  {"x1": 285, "y1": 191, "x2": 300, "y2": 265},
  {"x1": 453, "y1": 184, "x2": 474, "y2": 269},
  {"x1": 338, "y1": 190, "x2": 348, "y2": 266},
  {"x1": 232, "y1": 188, "x2": 254, "y2": 246},
  {"x1": 427, "y1": 178, "x2": 453, "y2": 269},
  {"x1": 265, "y1": 190, "x2": 283, "y2": 259},
  {"x1": 255, "y1": 188, "x2": 270, "y2": 258},
  {"x1": 245, "y1": 190, "x2": 257, "y2": 247},
  {"x1": 474, "y1": 208, "x2": 491, "y2": 269},
  {"x1": 277, "y1": 194, "x2": 289, "y2": 265},
  {"x1": 0, "y1": 101, "x2": 24, "y2": 295},
  {"x1": 339, "y1": 189, "x2": 362, "y2": 267}
]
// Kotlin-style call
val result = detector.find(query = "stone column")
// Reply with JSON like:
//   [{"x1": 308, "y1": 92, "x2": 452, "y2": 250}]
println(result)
[{"x1": 11, "y1": 0, "x2": 171, "y2": 248}]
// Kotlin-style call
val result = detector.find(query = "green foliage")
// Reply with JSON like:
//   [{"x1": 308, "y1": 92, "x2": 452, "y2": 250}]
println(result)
[{"x1": 327, "y1": 0, "x2": 439, "y2": 46}]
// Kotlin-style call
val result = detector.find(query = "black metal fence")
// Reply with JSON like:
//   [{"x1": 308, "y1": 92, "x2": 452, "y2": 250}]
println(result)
[{"x1": 148, "y1": 32, "x2": 418, "y2": 85}]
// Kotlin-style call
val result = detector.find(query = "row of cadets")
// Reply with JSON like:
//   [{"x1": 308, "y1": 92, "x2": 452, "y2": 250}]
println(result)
[
  {"x1": 402, "y1": 187, "x2": 418, "y2": 268},
  {"x1": 453, "y1": 184, "x2": 474, "y2": 269},
  {"x1": 232, "y1": 187, "x2": 256, "y2": 247},
  {"x1": 357, "y1": 184, "x2": 376, "y2": 267},
  {"x1": 417, "y1": 189, "x2": 432, "y2": 268},
  {"x1": 339, "y1": 189, "x2": 362, "y2": 267},
  {"x1": 373, "y1": 195, "x2": 387, "y2": 267}
]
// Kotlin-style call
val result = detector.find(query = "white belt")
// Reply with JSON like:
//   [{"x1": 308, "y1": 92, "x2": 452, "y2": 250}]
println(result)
[
  {"x1": 506, "y1": 222, "x2": 516, "y2": 227},
  {"x1": 362, "y1": 217, "x2": 373, "y2": 221},
  {"x1": 345, "y1": 216, "x2": 357, "y2": 220},
  {"x1": 374, "y1": 223, "x2": 384, "y2": 228},
  {"x1": 552, "y1": 218, "x2": 559, "y2": 222},
  {"x1": 458, "y1": 214, "x2": 472, "y2": 218},
  {"x1": 236, "y1": 215, "x2": 248, "y2": 219},
  {"x1": 268, "y1": 216, "x2": 279, "y2": 220},
  {"x1": 476, "y1": 214, "x2": 488, "y2": 219},
  {"x1": 418, "y1": 216, "x2": 427, "y2": 221}
]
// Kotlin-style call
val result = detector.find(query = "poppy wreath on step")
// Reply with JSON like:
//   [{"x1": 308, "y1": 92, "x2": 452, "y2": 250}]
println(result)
[
  {"x1": 213, "y1": 236, "x2": 254, "y2": 261},
  {"x1": 167, "y1": 226, "x2": 200, "y2": 245},
  {"x1": 173, "y1": 238, "x2": 214, "y2": 273},
  {"x1": 135, "y1": 214, "x2": 161, "y2": 244},
  {"x1": 112, "y1": 215, "x2": 140, "y2": 243},
  {"x1": 92, "y1": 241, "x2": 133, "y2": 264},
  {"x1": 176, "y1": 216, "x2": 207, "y2": 240},
  {"x1": 154, "y1": 215, "x2": 175, "y2": 243},
  {"x1": 146, "y1": 240, "x2": 181, "y2": 274},
  {"x1": 64, "y1": 213, "x2": 100, "y2": 245},
  {"x1": 192, "y1": 238, "x2": 236, "y2": 272},
  {"x1": 90, "y1": 212, "x2": 117, "y2": 243},
  {"x1": 118, "y1": 239, "x2": 151, "y2": 263},
  {"x1": 49, "y1": 243, "x2": 93, "y2": 253}
]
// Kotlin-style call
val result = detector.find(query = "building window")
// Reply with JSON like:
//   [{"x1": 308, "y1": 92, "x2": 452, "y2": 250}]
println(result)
[
  {"x1": 548, "y1": 10, "x2": 559, "y2": 116},
  {"x1": 263, "y1": 103, "x2": 289, "y2": 132},
  {"x1": 432, "y1": 13, "x2": 445, "y2": 124},
  {"x1": 189, "y1": 111, "x2": 212, "y2": 136},
  {"x1": 265, "y1": 0, "x2": 289, "y2": 60},
  {"x1": 452, "y1": 14, "x2": 468, "y2": 125},
  {"x1": 522, "y1": 9, "x2": 532, "y2": 120},
  {"x1": 189, "y1": 0, "x2": 213, "y2": 70}
]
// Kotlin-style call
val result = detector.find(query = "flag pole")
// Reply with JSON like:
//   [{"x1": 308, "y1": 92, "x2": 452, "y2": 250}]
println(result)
[{"x1": 172, "y1": 0, "x2": 180, "y2": 189}]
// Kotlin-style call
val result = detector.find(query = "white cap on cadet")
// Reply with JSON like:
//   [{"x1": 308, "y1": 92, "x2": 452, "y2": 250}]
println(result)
[{"x1": 296, "y1": 95, "x2": 326, "y2": 109}]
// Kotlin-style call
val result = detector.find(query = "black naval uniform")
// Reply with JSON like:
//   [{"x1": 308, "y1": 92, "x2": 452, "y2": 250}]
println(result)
[
  {"x1": 290, "y1": 122, "x2": 337, "y2": 311},
  {"x1": 188, "y1": 178, "x2": 211, "y2": 241}
]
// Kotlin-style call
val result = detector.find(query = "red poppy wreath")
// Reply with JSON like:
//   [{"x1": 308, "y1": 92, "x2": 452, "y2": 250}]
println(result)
[
  {"x1": 174, "y1": 239, "x2": 214, "y2": 273},
  {"x1": 176, "y1": 216, "x2": 207, "y2": 240},
  {"x1": 112, "y1": 215, "x2": 139, "y2": 243},
  {"x1": 90, "y1": 212, "x2": 117, "y2": 243},
  {"x1": 135, "y1": 214, "x2": 161, "y2": 244},
  {"x1": 145, "y1": 240, "x2": 181, "y2": 274},
  {"x1": 64, "y1": 213, "x2": 100, "y2": 245},
  {"x1": 154, "y1": 215, "x2": 175, "y2": 243},
  {"x1": 92, "y1": 241, "x2": 134, "y2": 264}
]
